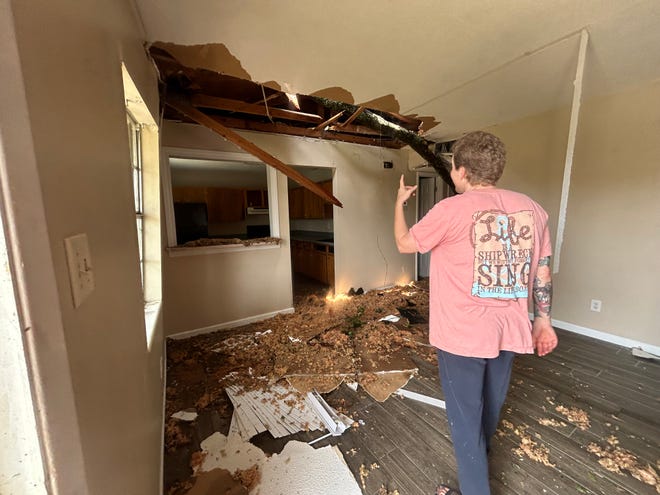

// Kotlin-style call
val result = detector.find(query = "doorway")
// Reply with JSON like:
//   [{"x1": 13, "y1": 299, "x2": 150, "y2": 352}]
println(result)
[
  {"x1": 416, "y1": 173, "x2": 453, "y2": 279},
  {"x1": 287, "y1": 166, "x2": 335, "y2": 303},
  {"x1": 417, "y1": 176, "x2": 436, "y2": 278}
]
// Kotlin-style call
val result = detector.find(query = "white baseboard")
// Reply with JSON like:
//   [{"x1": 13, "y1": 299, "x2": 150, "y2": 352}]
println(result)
[
  {"x1": 168, "y1": 307, "x2": 296, "y2": 340},
  {"x1": 550, "y1": 318, "x2": 660, "y2": 357}
]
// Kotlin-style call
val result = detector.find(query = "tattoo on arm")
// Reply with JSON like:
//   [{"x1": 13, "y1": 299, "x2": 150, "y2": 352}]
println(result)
[
  {"x1": 533, "y1": 256, "x2": 552, "y2": 318},
  {"x1": 538, "y1": 256, "x2": 550, "y2": 267}
]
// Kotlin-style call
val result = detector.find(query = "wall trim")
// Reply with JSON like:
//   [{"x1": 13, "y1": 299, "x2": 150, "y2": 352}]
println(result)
[
  {"x1": 542, "y1": 316, "x2": 660, "y2": 356},
  {"x1": 167, "y1": 242, "x2": 280, "y2": 257},
  {"x1": 168, "y1": 307, "x2": 296, "y2": 340}
]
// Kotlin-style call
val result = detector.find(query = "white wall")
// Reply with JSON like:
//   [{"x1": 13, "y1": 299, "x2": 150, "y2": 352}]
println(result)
[
  {"x1": 489, "y1": 80, "x2": 660, "y2": 347},
  {"x1": 162, "y1": 122, "x2": 416, "y2": 335},
  {"x1": 6, "y1": 0, "x2": 164, "y2": 493}
]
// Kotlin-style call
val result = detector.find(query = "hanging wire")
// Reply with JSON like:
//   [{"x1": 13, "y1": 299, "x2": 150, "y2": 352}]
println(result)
[{"x1": 261, "y1": 84, "x2": 274, "y2": 123}]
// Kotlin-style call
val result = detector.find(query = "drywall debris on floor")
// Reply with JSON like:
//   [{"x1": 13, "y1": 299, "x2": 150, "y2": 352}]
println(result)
[
  {"x1": 172, "y1": 409, "x2": 198, "y2": 422},
  {"x1": 184, "y1": 468, "x2": 248, "y2": 495},
  {"x1": 631, "y1": 347, "x2": 660, "y2": 361},
  {"x1": 193, "y1": 432, "x2": 362, "y2": 495},
  {"x1": 164, "y1": 282, "x2": 434, "y2": 494},
  {"x1": 225, "y1": 383, "x2": 326, "y2": 440}
]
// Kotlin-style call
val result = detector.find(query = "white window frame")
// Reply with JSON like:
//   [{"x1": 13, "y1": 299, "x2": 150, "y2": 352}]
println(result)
[
  {"x1": 161, "y1": 147, "x2": 281, "y2": 256},
  {"x1": 126, "y1": 112, "x2": 145, "y2": 287}
]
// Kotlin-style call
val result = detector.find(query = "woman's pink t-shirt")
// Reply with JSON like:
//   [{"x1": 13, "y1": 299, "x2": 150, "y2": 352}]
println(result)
[{"x1": 409, "y1": 188, "x2": 552, "y2": 358}]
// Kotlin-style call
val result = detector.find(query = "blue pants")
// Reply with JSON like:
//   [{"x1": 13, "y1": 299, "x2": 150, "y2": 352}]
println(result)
[{"x1": 437, "y1": 349, "x2": 515, "y2": 495}]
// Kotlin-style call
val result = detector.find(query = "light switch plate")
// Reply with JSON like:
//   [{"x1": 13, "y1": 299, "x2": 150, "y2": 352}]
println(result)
[{"x1": 64, "y1": 233, "x2": 94, "y2": 308}]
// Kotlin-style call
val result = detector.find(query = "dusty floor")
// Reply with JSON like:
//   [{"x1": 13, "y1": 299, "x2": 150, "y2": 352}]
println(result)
[
  {"x1": 164, "y1": 281, "x2": 435, "y2": 494},
  {"x1": 163, "y1": 281, "x2": 660, "y2": 495}
]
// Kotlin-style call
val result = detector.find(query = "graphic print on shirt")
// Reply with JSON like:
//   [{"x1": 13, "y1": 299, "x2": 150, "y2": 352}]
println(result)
[{"x1": 471, "y1": 209, "x2": 534, "y2": 299}]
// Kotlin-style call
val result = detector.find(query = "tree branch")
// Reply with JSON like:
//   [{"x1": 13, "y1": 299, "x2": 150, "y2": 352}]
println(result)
[{"x1": 310, "y1": 96, "x2": 454, "y2": 189}]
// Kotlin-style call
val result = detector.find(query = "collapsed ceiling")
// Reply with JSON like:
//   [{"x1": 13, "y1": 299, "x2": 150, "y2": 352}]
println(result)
[
  {"x1": 135, "y1": 1, "x2": 660, "y2": 141},
  {"x1": 152, "y1": 45, "x2": 438, "y2": 148},
  {"x1": 150, "y1": 45, "x2": 453, "y2": 202}
]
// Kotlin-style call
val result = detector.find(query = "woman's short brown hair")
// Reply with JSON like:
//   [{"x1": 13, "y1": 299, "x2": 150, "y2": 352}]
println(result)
[{"x1": 451, "y1": 131, "x2": 506, "y2": 185}]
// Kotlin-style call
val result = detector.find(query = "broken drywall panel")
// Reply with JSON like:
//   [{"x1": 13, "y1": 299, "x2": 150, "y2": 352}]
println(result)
[
  {"x1": 258, "y1": 442, "x2": 362, "y2": 495},
  {"x1": 358, "y1": 370, "x2": 416, "y2": 402},
  {"x1": 285, "y1": 374, "x2": 348, "y2": 394},
  {"x1": 197, "y1": 432, "x2": 266, "y2": 475},
  {"x1": 171, "y1": 409, "x2": 198, "y2": 421},
  {"x1": 358, "y1": 94, "x2": 400, "y2": 113},
  {"x1": 309, "y1": 86, "x2": 355, "y2": 104},
  {"x1": 184, "y1": 468, "x2": 248, "y2": 495},
  {"x1": 196, "y1": 432, "x2": 362, "y2": 495},
  {"x1": 225, "y1": 384, "x2": 325, "y2": 440},
  {"x1": 378, "y1": 314, "x2": 401, "y2": 323},
  {"x1": 631, "y1": 347, "x2": 660, "y2": 361},
  {"x1": 150, "y1": 42, "x2": 253, "y2": 83}
]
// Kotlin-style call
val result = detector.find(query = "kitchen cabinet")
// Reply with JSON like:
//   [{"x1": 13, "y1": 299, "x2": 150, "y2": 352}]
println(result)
[
  {"x1": 172, "y1": 186, "x2": 206, "y2": 203},
  {"x1": 206, "y1": 188, "x2": 244, "y2": 223},
  {"x1": 172, "y1": 186, "x2": 245, "y2": 223},
  {"x1": 289, "y1": 187, "x2": 304, "y2": 219},
  {"x1": 245, "y1": 189, "x2": 268, "y2": 208},
  {"x1": 288, "y1": 180, "x2": 333, "y2": 219},
  {"x1": 291, "y1": 240, "x2": 334, "y2": 285}
]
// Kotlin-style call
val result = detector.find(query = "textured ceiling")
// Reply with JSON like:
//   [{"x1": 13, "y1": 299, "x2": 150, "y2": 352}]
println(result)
[{"x1": 134, "y1": 0, "x2": 660, "y2": 140}]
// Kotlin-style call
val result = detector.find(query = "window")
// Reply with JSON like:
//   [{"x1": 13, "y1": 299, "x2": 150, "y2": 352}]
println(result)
[
  {"x1": 122, "y1": 63, "x2": 162, "y2": 349},
  {"x1": 126, "y1": 112, "x2": 144, "y2": 286},
  {"x1": 162, "y1": 148, "x2": 281, "y2": 253}
]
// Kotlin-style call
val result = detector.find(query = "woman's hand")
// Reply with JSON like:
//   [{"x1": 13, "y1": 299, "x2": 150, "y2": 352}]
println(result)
[{"x1": 397, "y1": 174, "x2": 417, "y2": 205}]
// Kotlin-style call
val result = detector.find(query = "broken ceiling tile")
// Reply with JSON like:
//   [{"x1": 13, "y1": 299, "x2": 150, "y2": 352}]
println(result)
[
  {"x1": 358, "y1": 370, "x2": 416, "y2": 403},
  {"x1": 378, "y1": 314, "x2": 401, "y2": 323},
  {"x1": 196, "y1": 432, "x2": 362, "y2": 495},
  {"x1": 171, "y1": 409, "x2": 198, "y2": 422},
  {"x1": 225, "y1": 383, "x2": 325, "y2": 440}
]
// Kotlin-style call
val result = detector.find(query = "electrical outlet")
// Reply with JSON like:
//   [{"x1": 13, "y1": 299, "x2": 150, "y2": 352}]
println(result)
[
  {"x1": 590, "y1": 299, "x2": 602, "y2": 312},
  {"x1": 64, "y1": 233, "x2": 95, "y2": 308}
]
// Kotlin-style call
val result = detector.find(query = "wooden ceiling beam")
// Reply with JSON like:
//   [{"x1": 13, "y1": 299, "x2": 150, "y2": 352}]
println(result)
[
  {"x1": 165, "y1": 95, "x2": 343, "y2": 207},
  {"x1": 191, "y1": 94, "x2": 323, "y2": 124},
  {"x1": 204, "y1": 115, "x2": 402, "y2": 148},
  {"x1": 254, "y1": 93, "x2": 281, "y2": 105},
  {"x1": 339, "y1": 106, "x2": 365, "y2": 127},
  {"x1": 312, "y1": 111, "x2": 345, "y2": 132}
]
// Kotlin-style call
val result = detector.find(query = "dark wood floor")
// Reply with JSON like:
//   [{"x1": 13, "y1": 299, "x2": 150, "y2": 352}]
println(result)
[
  {"x1": 248, "y1": 329, "x2": 660, "y2": 495},
  {"x1": 164, "y1": 297, "x2": 660, "y2": 495}
]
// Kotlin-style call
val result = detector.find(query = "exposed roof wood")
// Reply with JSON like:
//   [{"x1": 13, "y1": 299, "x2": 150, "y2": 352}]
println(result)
[
  {"x1": 191, "y1": 94, "x2": 323, "y2": 124},
  {"x1": 165, "y1": 94, "x2": 343, "y2": 207},
  {"x1": 340, "y1": 106, "x2": 365, "y2": 128},
  {"x1": 311, "y1": 97, "x2": 452, "y2": 186},
  {"x1": 205, "y1": 115, "x2": 400, "y2": 148},
  {"x1": 149, "y1": 45, "x2": 453, "y2": 199},
  {"x1": 312, "y1": 111, "x2": 344, "y2": 132},
  {"x1": 149, "y1": 45, "x2": 434, "y2": 147}
]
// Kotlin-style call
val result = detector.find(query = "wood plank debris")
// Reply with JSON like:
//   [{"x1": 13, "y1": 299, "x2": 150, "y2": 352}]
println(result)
[{"x1": 165, "y1": 95, "x2": 343, "y2": 207}]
